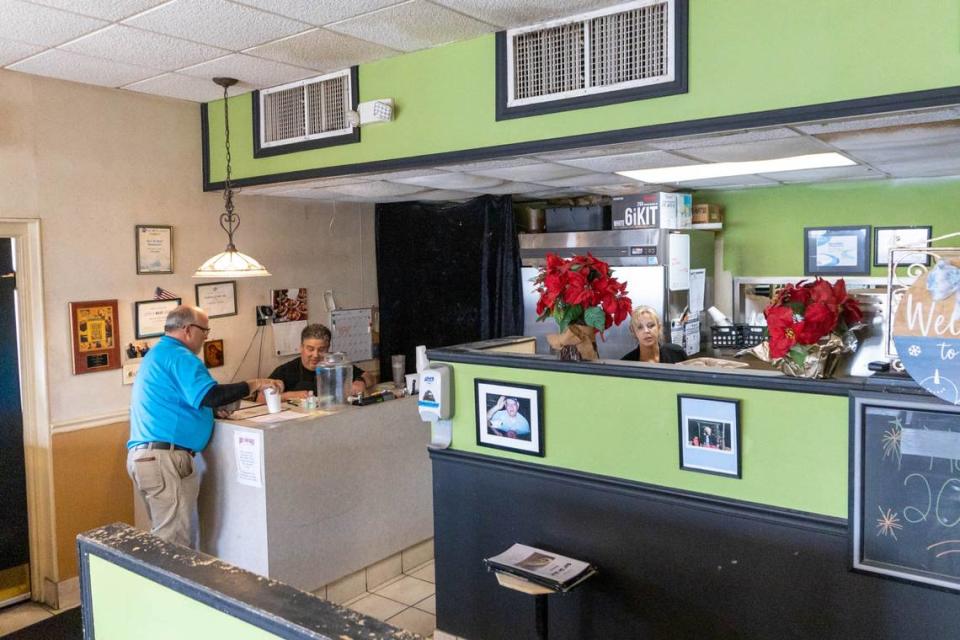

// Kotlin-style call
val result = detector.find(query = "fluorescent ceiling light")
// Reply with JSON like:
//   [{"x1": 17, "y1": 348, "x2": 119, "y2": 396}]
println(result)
[{"x1": 616, "y1": 152, "x2": 856, "y2": 183}]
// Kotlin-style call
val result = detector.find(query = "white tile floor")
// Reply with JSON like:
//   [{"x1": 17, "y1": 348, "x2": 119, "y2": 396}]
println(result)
[
  {"x1": 0, "y1": 600, "x2": 77, "y2": 636},
  {"x1": 343, "y1": 559, "x2": 437, "y2": 638}
]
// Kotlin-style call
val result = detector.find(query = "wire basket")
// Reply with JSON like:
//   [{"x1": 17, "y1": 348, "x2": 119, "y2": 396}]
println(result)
[{"x1": 710, "y1": 325, "x2": 767, "y2": 350}]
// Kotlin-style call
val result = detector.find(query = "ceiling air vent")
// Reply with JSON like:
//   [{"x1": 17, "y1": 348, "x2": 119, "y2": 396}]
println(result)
[
  {"x1": 499, "y1": 0, "x2": 686, "y2": 119},
  {"x1": 256, "y1": 69, "x2": 356, "y2": 154}
]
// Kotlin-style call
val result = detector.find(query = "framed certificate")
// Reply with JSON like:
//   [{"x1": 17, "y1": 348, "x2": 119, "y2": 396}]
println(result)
[
  {"x1": 195, "y1": 281, "x2": 237, "y2": 319},
  {"x1": 874, "y1": 226, "x2": 932, "y2": 267},
  {"x1": 135, "y1": 298, "x2": 180, "y2": 339},
  {"x1": 69, "y1": 299, "x2": 121, "y2": 375},
  {"x1": 804, "y1": 225, "x2": 870, "y2": 276},
  {"x1": 136, "y1": 225, "x2": 173, "y2": 274}
]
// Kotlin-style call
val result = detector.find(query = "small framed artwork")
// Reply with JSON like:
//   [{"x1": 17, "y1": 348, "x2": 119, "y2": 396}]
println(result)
[
  {"x1": 804, "y1": 226, "x2": 871, "y2": 276},
  {"x1": 475, "y1": 379, "x2": 544, "y2": 457},
  {"x1": 69, "y1": 299, "x2": 121, "y2": 375},
  {"x1": 135, "y1": 298, "x2": 181, "y2": 339},
  {"x1": 272, "y1": 288, "x2": 308, "y2": 322},
  {"x1": 677, "y1": 395, "x2": 741, "y2": 478},
  {"x1": 203, "y1": 339, "x2": 224, "y2": 368},
  {"x1": 195, "y1": 281, "x2": 237, "y2": 318},
  {"x1": 873, "y1": 226, "x2": 932, "y2": 267},
  {"x1": 136, "y1": 225, "x2": 173, "y2": 274}
]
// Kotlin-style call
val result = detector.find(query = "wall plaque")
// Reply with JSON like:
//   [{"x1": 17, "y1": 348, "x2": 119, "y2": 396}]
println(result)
[{"x1": 69, "y1": 299, "x2": 120, "y2": 375}]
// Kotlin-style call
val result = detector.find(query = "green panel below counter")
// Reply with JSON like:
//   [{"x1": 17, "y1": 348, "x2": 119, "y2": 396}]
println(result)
[{"x1": 442, "y1": 362, "x2": 848, "y2": 519}]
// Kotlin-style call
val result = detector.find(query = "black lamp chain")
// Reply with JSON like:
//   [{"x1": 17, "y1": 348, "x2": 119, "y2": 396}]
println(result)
[{"x1": 220, "y1": 83, "x2": 238, "y2": 251}]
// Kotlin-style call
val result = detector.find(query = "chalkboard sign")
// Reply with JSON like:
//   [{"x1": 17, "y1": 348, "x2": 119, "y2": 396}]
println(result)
[{"x1": 851, "y1": 392, "x2": 960, "y2": 591}]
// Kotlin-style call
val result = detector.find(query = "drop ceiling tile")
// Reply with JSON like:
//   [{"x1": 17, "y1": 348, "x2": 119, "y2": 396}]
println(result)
[
  {"x1": 467, "y1": 162, "x2": 593, "y2": 182},
  {"x1": 672, "y1": 175, "x2": 779, "y2": 189},
  {"x1": 391, "y1": 173, "x2": 502, "y2": 189},
  {"x1": 822, "y1": 123, "x2": 960, "y2": 162},
  {"x1": 123, "y1": 0, "x2": 310, "y2": 50},
  {"x1": 459, "y1": 181, "x2": 547, "y2": 194},
  {"x1": 441, "y1": 156, "x2": 539, "y2": 172},
  {"x1": 124, "y1": 72, "x2": 240, "y2": 102},
  {"x1": 232, "y1": 0, "x2": 404, "y2": 26},
  {"x1": 0, "y1": 0, "x2": 107, "y2": 47},
  {"x1": 62, "y1": 25, "x2": 228, "y2": 70},
  {"x1": 534, "y1": 172, "x2": 629, "y2": 188},
  {"x1": 245, "y1": 28, "x2": 398, "y2": 72},
  {"x1": 553, "y1": 150, "x2": 698, "y2": 173},
  {"x1": 318, "y1": 181, "x2": 427, "y2": 197},
  {"x1": 533, "y1": 140, "x2": 654, "y2": 162},
  {"x1": 245, "y1": 188, "x2": 335, "y2": 200},
  {"x1": 0, "y1": 38, "x2": 43, "y2": 66},
  {"x1": 8, "y1": 48, "x2": 159, "y2": 87},
  {"x1": 516, "y1": 189, "x2": 583, "y2": 200},
  {"x1": 246, "y1": 176, "x2": 369, "y2": 191},
  {"x1": 327, "y1": 0, "x2": 493, "y2": 52},
  {"x1": 179, "y1": 53, "x2": 315, "y2": 88},
  {"x1": 431, "y1": 0, "x2": 623, "y2": 28},
  {"x1": 647, "y1": 127, "x2": 801, "y2": 151},
  {"x1": 796, "y1": 107, "x2": 960, "y2": 135},
  {"x1": 870, "y1": 157, "x2": 960, "y2": 179},
  {"x1": 414, "y1": 189, "x2": 475, "y2": 201},
  {"x1": 357, "y1": 168, "x2": 448, "y2": 181},
  {"x1": 29, "y1": 0, "x2": 168, "y2": 21},
  {"x1": 679, "y1": 136, "x2": 832, "y2": 163},
  {"x1": 759, "y1": 164, "x2": 884, "y2": 183},
  {"x1": 582, "y1": 183, "x2": 667, "y2": 196}
]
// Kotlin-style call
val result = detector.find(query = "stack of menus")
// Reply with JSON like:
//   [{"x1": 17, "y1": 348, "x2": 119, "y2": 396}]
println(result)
[{"x1": 484, "y1": 544, "x2": 597, "y2": 593}]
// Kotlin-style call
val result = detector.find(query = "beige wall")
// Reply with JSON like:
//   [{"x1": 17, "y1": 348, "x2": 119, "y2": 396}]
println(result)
[{"x1": 0, "y1": 69, "x2": 377, "y2": 581}]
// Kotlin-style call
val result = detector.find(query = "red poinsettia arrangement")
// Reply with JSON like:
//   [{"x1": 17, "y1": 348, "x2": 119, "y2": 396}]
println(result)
[
  {"x1": 764, "y1": 278, "x2": 863, "y2": 363},
  {"x1": 534, "y1": 253, "x2": 632, "y2": 335}
]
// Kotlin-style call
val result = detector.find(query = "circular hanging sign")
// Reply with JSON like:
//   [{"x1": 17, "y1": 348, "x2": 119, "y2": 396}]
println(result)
[{"x1": 893, "y1": 258, "x2": 960, "y2": 404}]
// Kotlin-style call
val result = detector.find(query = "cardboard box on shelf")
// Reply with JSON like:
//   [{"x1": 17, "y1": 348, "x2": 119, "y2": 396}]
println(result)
[
  {"x1": 611, "y1": 192, "x2": 692, "y2": 230},
  {"x1": 692, "y1": 203, "x2": 724, "y2": 224}
]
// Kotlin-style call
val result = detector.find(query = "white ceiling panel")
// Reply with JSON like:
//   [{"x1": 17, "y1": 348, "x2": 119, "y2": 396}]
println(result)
[
  {"x1": 467, "y1": 162, "x2": 593, "y2": 182},
  {"x1": 414, "y1": 189, "x2": 474, "y2": 201},
  {"x1": 431, "y1": 0, "x2": 624, "y2": 28},
  {"x1": 8, "y1": 48, "x2": 159, "y2": 86},
  {"x1": 0, "y1": 38, "x2": 43, "y2": 66},
  {"x1": 867, "y1": 156, "x2": 960, "y2": 178},
  {"x1": 318, "y1": 181, "x2": 427, "y2": 197},
  {"x1": 124, "y1": 72, "x2": 240, "y2": 102},
  {"x1": 327, "y1": 0, "x2": 493, "y2": 52},
  {"x1": 243, "y1": 176, "x2": 370, "y2": 192},
  {"x1": 679, "y1": 136, "x2": 833, "y2": 163},
  {"x1": 796, "y1": 107, "x2": 960, "y2": 135},
  {"x1": 123, "y1": 0, "x2": 310, "y2": 50},
  {"x1": 459, "y1": 181, "x2": 548, "y2": 194},
  {"x1": 533, "y1": 140, "x2": 654, "y2": 162},
  {"x1": 178, "y1": 53, "x2": 315, "y2": 87},
  {"x1": 581, "y1": 183, "x2": 666, "y2": 196},
  {"x1": 553, "y1": 150, "x2": 698, "y2": 173},
  {"x1": 441, "y1": 156, "x2": 539, "y2": 172},
  {"x1": 232, "y1": 0, "x2": 405, "y2": 26},
  {"x1": 675, "y1": 175, "x2": 779, "y2": 189},
  {"x1": 62, "y1": 25, "x2": 228, "y2": 70},
  {"x1": 533, "y1": 172, "x2": 636, "y2": 188},
  {"x1": 245, "y1": 28, "x2": 398, "y2": 72},
  {"x1": 759, "y1": 164, "x2": 884, "y2": 183},
  {"x1": 0, "y1": 0, "x2": 107, "y2": 47},
  {"x1": 354, "y1": 168, "x2": 449, "y2": 182},
  {"x1": 391, "y1": 172, "x2": 503, "y2": 189},
  {"x1": 28, "y1": 0, "x2": 169, "y2": 21},
  {"x1": 647, "y1": 127, "x2": 802, "y2": 151}
]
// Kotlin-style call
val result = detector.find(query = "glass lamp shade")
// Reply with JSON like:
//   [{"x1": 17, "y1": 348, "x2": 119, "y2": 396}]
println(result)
[{"x1": 193, "y1": 248, "x2": 270, "y2": 278}]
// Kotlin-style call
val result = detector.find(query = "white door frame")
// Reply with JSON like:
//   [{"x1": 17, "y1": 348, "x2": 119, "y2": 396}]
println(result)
[{"x1": 0, "y1": 219, "x2": 56, "y2": 604}]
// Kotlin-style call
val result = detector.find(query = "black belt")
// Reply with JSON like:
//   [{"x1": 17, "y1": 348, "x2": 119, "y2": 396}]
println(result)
[{"x1": 133, "y1": 442, "x2": 195, "y2": 456}]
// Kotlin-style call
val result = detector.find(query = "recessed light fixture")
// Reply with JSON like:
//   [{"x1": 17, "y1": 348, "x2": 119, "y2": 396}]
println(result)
[{"x1": 616, "y1": 152, "x2": 856, "y2": 183}]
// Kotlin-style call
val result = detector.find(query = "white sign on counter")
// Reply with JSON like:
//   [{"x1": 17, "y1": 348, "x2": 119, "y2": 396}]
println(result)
[{"x1": 233, "y1": 429, "x2": 263, "y2": 488}]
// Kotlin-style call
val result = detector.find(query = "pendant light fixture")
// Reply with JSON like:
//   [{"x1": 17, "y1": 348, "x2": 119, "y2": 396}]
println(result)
[{"x1": 194, "y1": 77, "x2": 270, "y2": 278}]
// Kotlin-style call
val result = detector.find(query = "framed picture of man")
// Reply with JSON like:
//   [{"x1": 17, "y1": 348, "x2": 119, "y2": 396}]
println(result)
[
  {"x1": 475, "y1": 379, "x2": 544, "y2": 457},
  {"x1": 69, "y1": 299, "x2": 121, "y2": 375},
  {"x1": 678, "y1": 395, "x2": 741, "y2": 478}
]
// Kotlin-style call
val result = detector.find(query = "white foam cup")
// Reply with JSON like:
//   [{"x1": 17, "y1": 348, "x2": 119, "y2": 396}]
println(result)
[{"x1": 264, "y1": 387, "x2": 282, "y2": 414}]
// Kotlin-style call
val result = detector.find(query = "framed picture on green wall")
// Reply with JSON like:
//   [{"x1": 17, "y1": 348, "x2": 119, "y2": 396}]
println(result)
[
  {"x1": 678, "y1": 395, "x2": 741, "y2": 478},
  {"x1": 874, "y1": 226, "x2": 931, "y2": 267},
  {"x1": 476, "y1": 379, "x2": 544, "y2": 457},
  {"x1": 804, "y1": 226, "x2": 871, "y2": 276}
]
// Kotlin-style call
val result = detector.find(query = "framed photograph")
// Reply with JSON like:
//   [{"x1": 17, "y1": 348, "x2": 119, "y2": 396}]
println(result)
[
  {"x1": 136, "y1": 225, "x2": 173, "y2": 274},
  {"x1": 195, "y1": 281, "x2": 237, "y2": 318},
  {"x1": 677, "y1": 395, "x2": 741, "y2": 478},
  {"x1": 135, "y1": 298, "x2": 181, "y2": 339},
  {"x1": 475, "y1": 379, "x2": 544, "y2": 457},
  {"x1": 874, "y1": 226, "x2": 932, "y2": 267},
  {"x1": 203, "y1": 339, "x2": 224, "y2": 368},
  {"x1": 69, "y1": 299, "x2": 121, "y2": 375},
  {"x1": 804, "y1": 225, "x2": 871, "y2": 276},
  {"x1": 850, "y1": 391, "x2": 960, "y2": 592},
  {"x1": 272, "y1": 288, "x2": 308, "y2": 323}
]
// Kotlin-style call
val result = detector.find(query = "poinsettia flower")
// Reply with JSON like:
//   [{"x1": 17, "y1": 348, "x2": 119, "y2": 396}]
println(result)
[
  {"x1": 831, "y1": 279, "x2": 863, "y2": 326},
  {"x1": 765, "y1": 305, "x2": 799, "y2": 359},
  {"x1": 795, "y1": 302, "x2": 838, "y2": 344}
]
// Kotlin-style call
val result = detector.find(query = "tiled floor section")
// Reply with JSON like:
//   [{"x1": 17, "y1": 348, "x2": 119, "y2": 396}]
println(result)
[
  {"x1": 0, "y1": 600, "x2": 78, "y2": 636},
  {"x1": 344, "y1": 559, "x2": 437, "y2": 638}
]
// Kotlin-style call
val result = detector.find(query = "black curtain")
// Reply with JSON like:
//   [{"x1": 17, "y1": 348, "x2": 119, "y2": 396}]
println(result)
[{"x1": 375, "y1": 195, "x2": 523, "y2": 375}]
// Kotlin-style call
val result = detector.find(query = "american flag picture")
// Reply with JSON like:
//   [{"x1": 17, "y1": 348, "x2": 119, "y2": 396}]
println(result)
[{"x1": 154, "y1": 287, "x2": 178, "y2": 301}]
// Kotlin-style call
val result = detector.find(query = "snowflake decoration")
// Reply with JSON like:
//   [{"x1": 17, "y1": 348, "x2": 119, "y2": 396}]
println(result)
[
  {"x1": 876, "y1": 506, "x2": 903, "y2": 540},
  {"x1": 908, "y1": 345, "x2": 921, "y2": 357},
  {"x1": 881, "y1": 417, "x2": 903, "y2": 466}
]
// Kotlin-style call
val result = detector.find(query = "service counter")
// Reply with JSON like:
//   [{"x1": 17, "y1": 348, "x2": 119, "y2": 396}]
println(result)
[{"x1": 197, "y1": 396, "x2": 432, "y2": 593}]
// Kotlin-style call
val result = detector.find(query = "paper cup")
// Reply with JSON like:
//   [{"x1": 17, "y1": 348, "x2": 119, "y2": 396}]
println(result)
[{"x1": 264, "y1": 388, "x2": 281, "y2": 414}]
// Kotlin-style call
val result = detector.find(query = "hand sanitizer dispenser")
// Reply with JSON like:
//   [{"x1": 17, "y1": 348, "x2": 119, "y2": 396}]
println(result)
[{"x1": 419, "y1": 364, "x2": 453, "y2": 449}]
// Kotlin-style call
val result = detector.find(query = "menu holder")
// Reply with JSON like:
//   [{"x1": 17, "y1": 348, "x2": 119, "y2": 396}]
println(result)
[{"x1": 484, "y1": 543, "x2": 597, "y2": 594}]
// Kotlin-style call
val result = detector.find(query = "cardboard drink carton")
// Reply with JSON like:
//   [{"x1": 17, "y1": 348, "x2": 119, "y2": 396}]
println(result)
[{"x1": 612, "y1": 192, "x2": 692, "y2": 230}]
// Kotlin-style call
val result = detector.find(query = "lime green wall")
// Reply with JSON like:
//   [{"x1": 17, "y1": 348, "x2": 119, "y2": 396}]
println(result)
[
  {"x1": 208, "y1": 0, "x2": 960, "y2": 182},
  {"x1": 444, "y1": 362, "x2": 848, "y2": 518},
  {"x1": 89, "y1": 556, "x2": 281, "y2": 639},
  {"x1": 704, "y1": 178, "x2": 960, "y2": 277}
]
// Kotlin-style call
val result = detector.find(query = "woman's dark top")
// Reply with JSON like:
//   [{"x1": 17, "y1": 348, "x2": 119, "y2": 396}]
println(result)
[{"x1": 621, "y1": 342, "x2": 688, "y2": 364}]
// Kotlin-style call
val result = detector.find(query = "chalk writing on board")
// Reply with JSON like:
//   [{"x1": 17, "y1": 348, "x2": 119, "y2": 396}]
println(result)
[{"x1": 876, "y1": 506, "x2": 903, "y2": 540}]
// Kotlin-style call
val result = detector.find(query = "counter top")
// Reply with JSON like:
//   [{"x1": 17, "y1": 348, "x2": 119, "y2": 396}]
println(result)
[{"x1": 220, "y1": 395, "x2": 415, "y2": 430}]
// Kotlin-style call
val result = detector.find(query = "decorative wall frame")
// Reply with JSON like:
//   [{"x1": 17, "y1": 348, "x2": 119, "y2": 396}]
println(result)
[
  {"x1": 203, "y1": 339, "x2": 224, "y2": 368},
  {"x1": 195, "y1": 281, "x2": 237, "y2": 318},
  {"x1": 475, "y1": 379, "x2": 544, "y2": 457},
  {"x1": 135, "y1": 298, "x2": 181, "y2": 339},
  {"x1": 677, "y1": 394, "x2": 741, "y2": 478},
  {"x1": 135, "y1": 225, "x2": 173, "y2": 274},
  {"x1": 874, "y1": 226, "x2": 932, "y2": 267},
  {"x1": 804, "y1": 225, "x2": 871, "y2": 276},
  {"x1": 69, "y1": 299, "x2": 121, "y2": 374}
]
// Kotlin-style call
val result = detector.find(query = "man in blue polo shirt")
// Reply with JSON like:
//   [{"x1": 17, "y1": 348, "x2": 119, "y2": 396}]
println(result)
[{"x1": 128, "y1": 305, "x2": 282, "y2": 547}]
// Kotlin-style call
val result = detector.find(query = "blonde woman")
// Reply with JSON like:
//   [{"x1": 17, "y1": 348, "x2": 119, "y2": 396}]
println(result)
[{"x1": 621, "y1": 306, "x2": 687, "y2": 363}]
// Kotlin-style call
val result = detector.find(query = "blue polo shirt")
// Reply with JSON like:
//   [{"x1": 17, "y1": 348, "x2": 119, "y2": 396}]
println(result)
[{"x1": 128, "y1": 335, "x2": 217, "y2": 452}]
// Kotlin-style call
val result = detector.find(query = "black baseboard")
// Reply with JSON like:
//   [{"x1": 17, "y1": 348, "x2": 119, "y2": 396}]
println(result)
[{"x1": 431, "y1": 450, "x2": 960, "y2": 640}]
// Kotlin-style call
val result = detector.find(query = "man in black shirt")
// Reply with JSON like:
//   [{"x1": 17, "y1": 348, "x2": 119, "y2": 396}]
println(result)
[{"x1": 268, "y1": 323, "x2": 371, "y2": 399}]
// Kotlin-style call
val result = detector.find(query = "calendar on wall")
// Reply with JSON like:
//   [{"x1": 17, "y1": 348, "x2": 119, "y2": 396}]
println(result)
[{"x1": 329, "y1": 308, "x2": 374, "y2": 362}]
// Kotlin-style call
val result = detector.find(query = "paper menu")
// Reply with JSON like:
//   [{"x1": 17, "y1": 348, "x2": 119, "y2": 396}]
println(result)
[{"x1": 689, "y1": 268, "x2": 706, "y2": 315}]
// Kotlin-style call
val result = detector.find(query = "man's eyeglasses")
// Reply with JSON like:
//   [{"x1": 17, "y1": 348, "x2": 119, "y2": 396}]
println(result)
[{"x1": 189, "y1": 323, "x2": 211, "y2": 334}]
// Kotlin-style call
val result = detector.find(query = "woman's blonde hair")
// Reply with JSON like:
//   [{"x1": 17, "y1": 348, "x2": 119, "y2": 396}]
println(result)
[{"x1": 629, "y1": 306, "x2": 662, "y2": 334}]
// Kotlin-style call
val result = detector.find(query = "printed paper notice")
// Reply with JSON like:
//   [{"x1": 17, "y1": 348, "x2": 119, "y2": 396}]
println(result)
[
  {"x1": 689, "y1": 268, "x2": 706, "y2": 315},
  {"x1": 233, "y1": 429, "x2": 263, "y2": 488}
]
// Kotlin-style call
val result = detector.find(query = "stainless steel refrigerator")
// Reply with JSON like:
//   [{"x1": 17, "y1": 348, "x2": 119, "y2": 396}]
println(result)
[{"x1": 520, "y1": 229, "x2": 715, "y2": 359}]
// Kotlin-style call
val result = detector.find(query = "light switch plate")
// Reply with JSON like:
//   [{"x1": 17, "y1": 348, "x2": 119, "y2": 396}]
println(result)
[{"x1": 122, "y1": 361, "x2": 141, "y2": 385}]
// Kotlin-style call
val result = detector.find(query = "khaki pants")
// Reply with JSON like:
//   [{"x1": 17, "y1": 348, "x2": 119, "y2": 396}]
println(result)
[{"x1": 127, "y1": 447, "x2": 200, "y2": 548}]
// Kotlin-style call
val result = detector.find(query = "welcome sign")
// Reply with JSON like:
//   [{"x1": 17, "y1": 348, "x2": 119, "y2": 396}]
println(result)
[{"x1": 893, "y1": 256, "x2": 960, "y2": 404}]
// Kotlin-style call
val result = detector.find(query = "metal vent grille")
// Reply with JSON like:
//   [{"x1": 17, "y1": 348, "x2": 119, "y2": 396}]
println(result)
[
  {"x1": 507, "y1": 0, "x2": 674, "y2": 108},
  {"x1": 260, "y1": 70, "x2": 353, "y2": 148}
]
